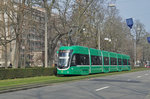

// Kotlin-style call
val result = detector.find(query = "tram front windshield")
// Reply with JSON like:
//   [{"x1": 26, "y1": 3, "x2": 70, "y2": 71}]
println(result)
[{"x1": 58, "y1": 50, "x2": 72, "y2": 69}]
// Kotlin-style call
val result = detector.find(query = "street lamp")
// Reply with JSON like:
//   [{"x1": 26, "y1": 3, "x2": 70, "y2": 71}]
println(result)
[
  {"x1": 83, "y1": 28, "x2": 86, "y2": 31},
  {"x1": 98, "y1": 4, "x2": 115, "y2": 50},
  {"x1": 134, "y1": 27, "x2": 141, "y2": 66},
  {"x1": 44, "y1": 10, "x2": 48, "y2": 68},
  {"x1": 104, "y1": 38, "x2": 111, "y2": 42},
  {"x1": 22, "y1": 46, "x2": 25, "y2": 68},
  {"x1": 104, "y1": 38, "x2": 111, "y2": 51},
  {"x1": 109, "y1": 39, "x2": 111, "y2": 42},
  {"x1": 108, "y1": 4, "x2": 116, "y2": 7},
  {"x1": 126, "y1": 18, "x2": 135, "y2": 66}
]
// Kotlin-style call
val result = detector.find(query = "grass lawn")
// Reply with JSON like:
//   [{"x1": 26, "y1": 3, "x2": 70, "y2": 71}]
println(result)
[{"x1": 0, "y1": 67, "x2": 149, "y2": 91}]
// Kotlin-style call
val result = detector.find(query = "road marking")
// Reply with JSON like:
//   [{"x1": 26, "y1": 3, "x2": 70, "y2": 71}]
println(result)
[
  {"x1": 96, "y1": 86, "x2": 110, "y2": 92},
  {"x1": 127, "y1": 79, "x2": 131, "y2": 81},
  {"x1": 145, "y1": 74, "x2": 149, "y2": 76},
  {"x1": 137, "y1": 76, "x2": 142, "y2": 78}
]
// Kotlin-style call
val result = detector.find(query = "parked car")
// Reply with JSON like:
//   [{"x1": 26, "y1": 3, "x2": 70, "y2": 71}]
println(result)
[{"x1": 145, "y1": 61, "x2": 150, "y2": 68}]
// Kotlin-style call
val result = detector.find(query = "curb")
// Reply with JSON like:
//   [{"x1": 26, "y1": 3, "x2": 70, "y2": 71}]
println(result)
[{"x1": 0, "y1": 83, "x2": 50, "y2": 94}]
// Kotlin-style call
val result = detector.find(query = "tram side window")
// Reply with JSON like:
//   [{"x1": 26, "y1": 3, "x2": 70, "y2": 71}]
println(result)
[
  {"x1": 128, "y1": 59, "x2": 130, "y2": 65},
  {"x1": 111, "y1": 58, "x2": 117, "y2": 65},
  {"x1": 71, "y1": 55, "x2": 76, "y2": 66},
  {"x1": 123, "y1": 59, "x2": 127, "y2": 65},
  {"x1": 91, "y1": 56, "x2": 96, "y2": 65},
  {"x1": 91, "y1": 56, "x2": 102, "y2": 65},
  {"x1": 104, "y1": 57, "x2": 109, "y2": 65},
  {"x1": 71, "y1": 54, "x2": 89, "y2": 66},
  {"x1": 118, "y1": 58, "x2": 122, "y2": 65},
  {"x1": 80, "y1": 54, "x2": 89, "y2": 65},
  {"x1": 99, "y1": 56, "x2": 102, "y2": 65},
  {"x1": 111, "y1": 58, "x2": 114, "y2": 65}
]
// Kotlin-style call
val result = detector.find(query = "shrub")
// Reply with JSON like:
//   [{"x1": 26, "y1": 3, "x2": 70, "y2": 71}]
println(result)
[{"x1": 0, "y1": 67, "x2": 55, "y2": 80}]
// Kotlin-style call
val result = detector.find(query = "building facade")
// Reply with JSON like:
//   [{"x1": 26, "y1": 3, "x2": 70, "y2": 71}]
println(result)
[{"x1": 0, "y1": 2, "x2": 45, "y2": 67}]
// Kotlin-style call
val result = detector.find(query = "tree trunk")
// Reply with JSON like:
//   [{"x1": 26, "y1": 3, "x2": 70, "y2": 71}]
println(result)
[
  {"x1": 4, "y1": 45, "x2": 8, "y2": 68},
  {"x1": 48, "y1": 48, "x2": 55, "y2": 67},
  {"x1": 13, "y1": 37, "x2": 20, "y2": 68},
  {"x1": 1, "y1": 1, "x2": 8, "y2": 69},
  {"x1": 13, "y1": 0, "x2": 25, "y2": 68}
]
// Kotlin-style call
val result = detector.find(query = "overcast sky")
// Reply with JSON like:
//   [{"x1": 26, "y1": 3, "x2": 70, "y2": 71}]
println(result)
[{"x1": 116, "y1": 0, "x2": 150, "y2": 32}]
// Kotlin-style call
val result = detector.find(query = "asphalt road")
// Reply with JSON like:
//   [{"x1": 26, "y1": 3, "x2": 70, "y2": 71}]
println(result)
[{"x1": 0, "y1": 70, "x2": 150, "y2": 99}]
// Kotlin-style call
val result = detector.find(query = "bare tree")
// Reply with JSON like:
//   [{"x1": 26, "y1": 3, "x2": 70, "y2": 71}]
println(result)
[
  {"x1": 0, "y1": 0, "x2": 18, "y2": 68},
  {"x1": 1, "y1": 0, "x2": 148, "y2": 68},
  {"x1": 40, "y1": 0, "x2": 95, "y2": 66},
  {"x1": 0, "y1": 0, "x2": 9, "y2": 68},
  {"x1": 1, "y1": 0, "x2": 31, "y2": 68}
]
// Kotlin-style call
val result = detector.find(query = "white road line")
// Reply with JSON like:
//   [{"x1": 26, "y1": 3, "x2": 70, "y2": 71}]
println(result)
[
  {"x1": 137, "y1": 76, "x2": 142, "y2": 78},
  {"x1": 96, "y1": 86, "x2": 110, "y2": 92},
  {"x1": 127, "y1": 79, "x2": 131, "y2": 81},
  {"x1": 145, "y1": 74, "x2": 149, "y2": 76}
]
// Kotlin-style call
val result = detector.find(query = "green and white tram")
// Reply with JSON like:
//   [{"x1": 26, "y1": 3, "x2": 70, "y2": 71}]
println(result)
[{"x1": 57, "y1": 46, "x2": 131, "y2": 75}]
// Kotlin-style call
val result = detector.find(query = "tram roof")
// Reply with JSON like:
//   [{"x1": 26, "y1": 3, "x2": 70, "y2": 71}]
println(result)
[{"x1": 59, "y1": 46, "x2": 130, "y2": 58}]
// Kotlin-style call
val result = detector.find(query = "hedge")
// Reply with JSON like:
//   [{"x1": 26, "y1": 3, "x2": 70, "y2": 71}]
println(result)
[{"x1": 0, "y1": 67, "x2": 56, "y2": 80}]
